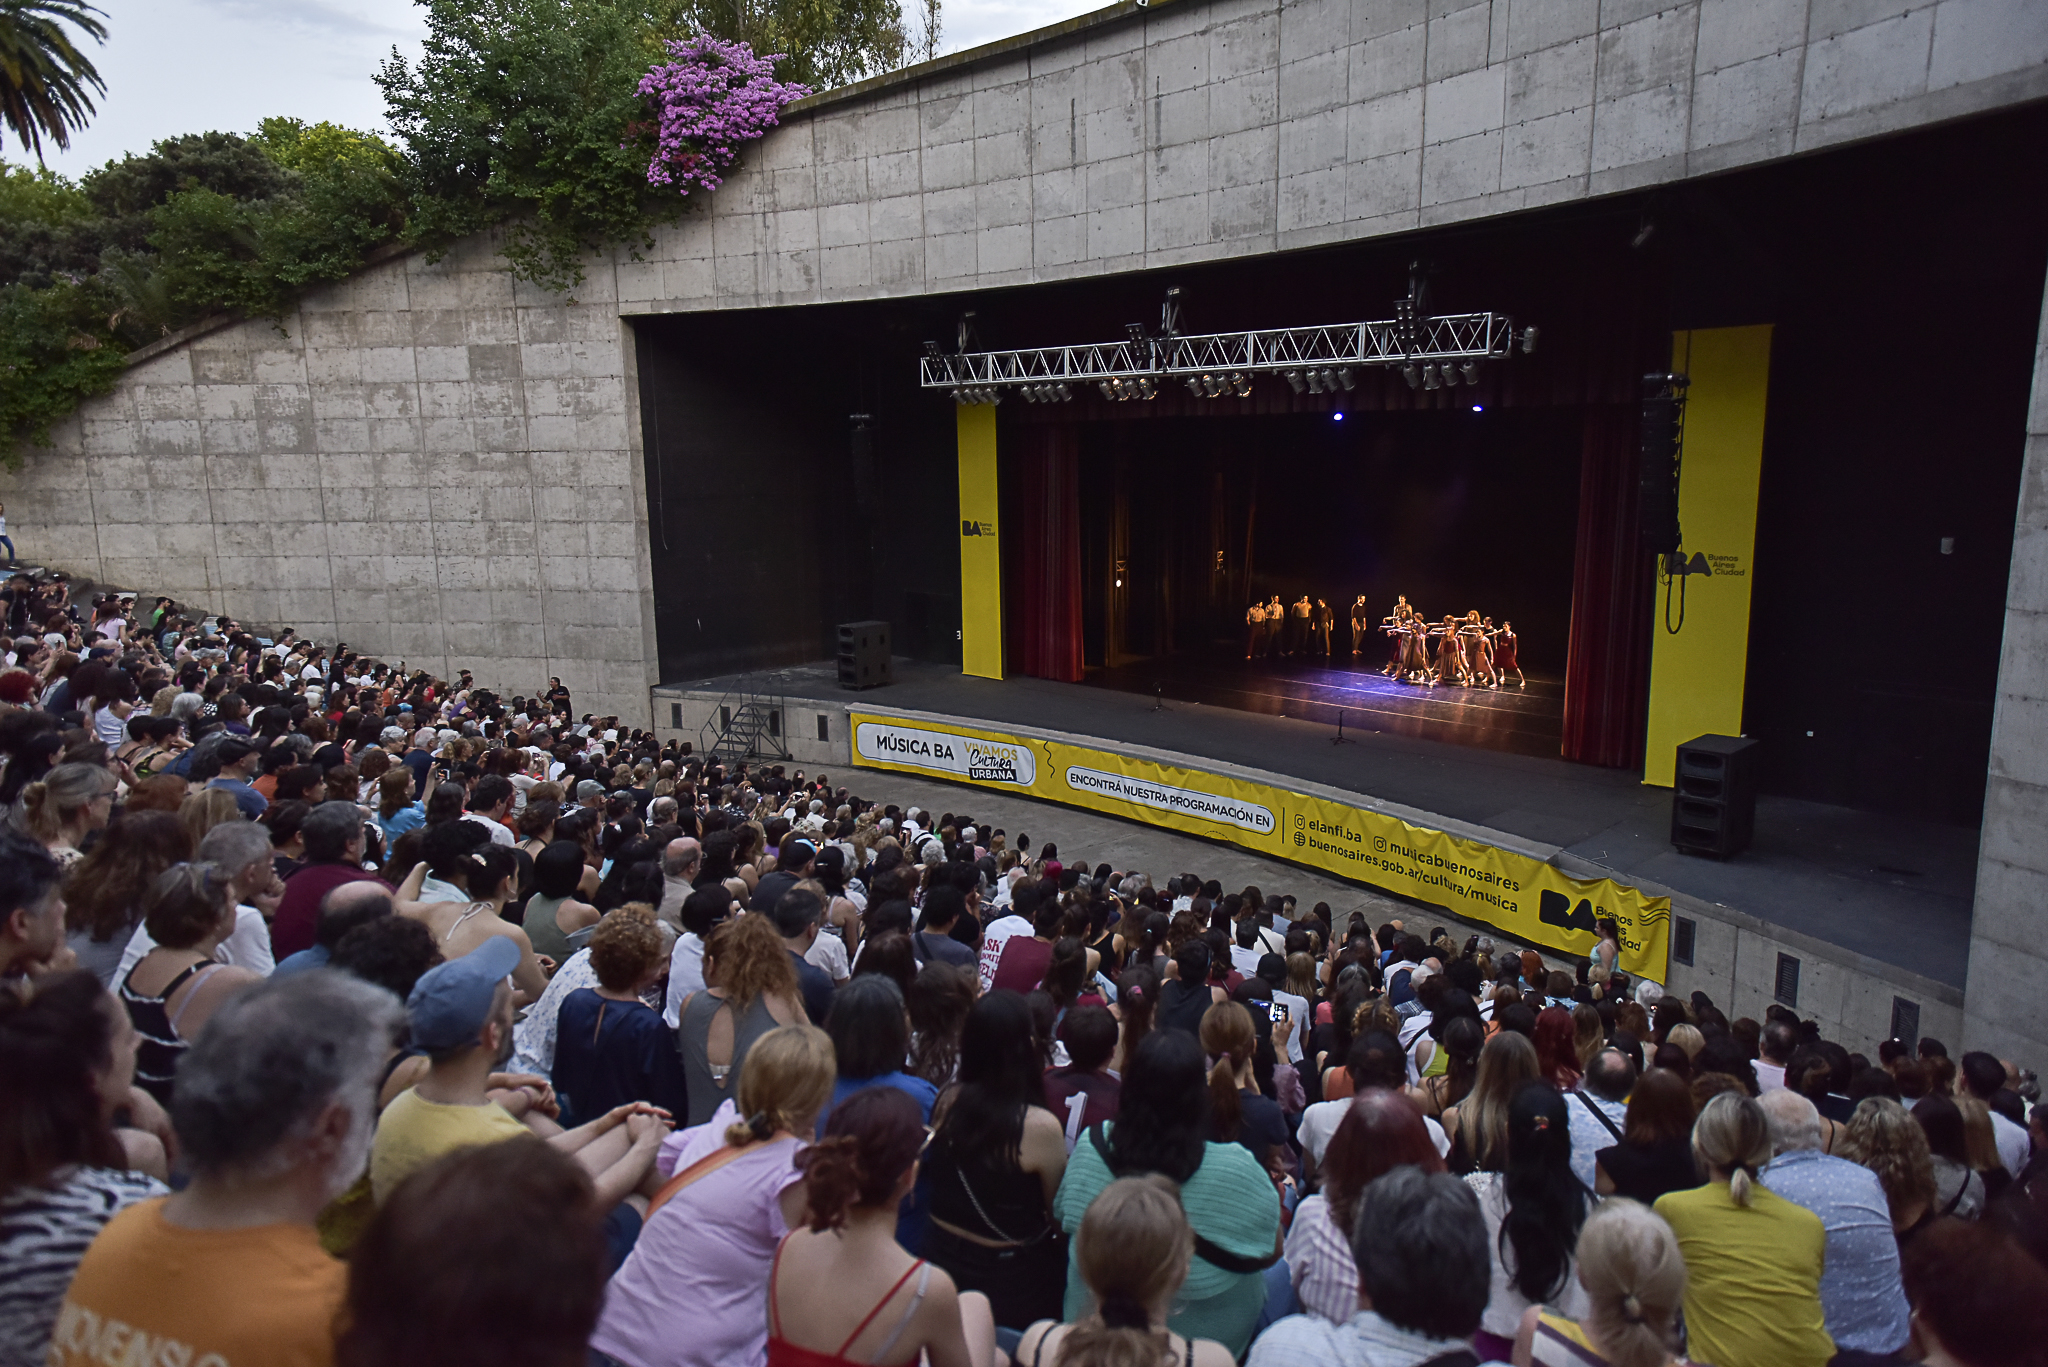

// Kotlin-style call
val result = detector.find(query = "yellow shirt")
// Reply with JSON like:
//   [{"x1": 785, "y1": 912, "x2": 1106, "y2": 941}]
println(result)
[
  {"x1": 1654, "y1": 1180, "x2": 1833, "y2": 1367},
  {"x1": 369, "y1": 1088, "x2": 530, "y2": 1203},
  {"x1": 47, "y1": 1198, "x2": 343, "y2": 1367}
]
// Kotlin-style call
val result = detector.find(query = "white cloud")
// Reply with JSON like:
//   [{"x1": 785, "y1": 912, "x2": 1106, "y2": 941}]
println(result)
[{"x1": 32, "y1": 0, "x2": 1108, "y2": 178}]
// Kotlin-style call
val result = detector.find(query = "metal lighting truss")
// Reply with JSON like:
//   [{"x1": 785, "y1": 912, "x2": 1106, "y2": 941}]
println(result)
[{"x1": 922, "y1": 311, "x2": 1533, "y2": 405}]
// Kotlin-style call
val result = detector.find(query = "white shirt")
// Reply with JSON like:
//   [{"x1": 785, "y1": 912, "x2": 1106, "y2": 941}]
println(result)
[
  {"x1": 977, "y1": 914, "x2": 1032, "y2": 993},
  {"x1": 1564, "y1": 1088, "x2": 1629, "y2": 1192},
  {"x1": 1299, "y1": 1098, "x2": 1449, "y2": 1169},
  {"x1": 1272, "y1": 986, "x2": 1309, "y2": 1064},
  {"x1": 1247, "y1": 1308, "x2": 1507, "y2": 1367},
  {"x1": 1754, "y1": 1058, "x2": 1787, "y2": 1092},
  {"x1": 1991, "y1": 1107, "x2": 2032, "y2": 1179},
  {"x1": 662, "y1": 932, "x2": 706, "y2": 1029},
  {"x1": 117, "y1": 905, "x2": 275, "y2": 981},
  {"x1": 1229, "y1": 943, "x2": 1265, "y2": 978},
  {"x1": 807, "y1": 928, "x2": 850, "y2": 984},
  {"x1": 460, "y1": 811, "x2": 515, "y2": 847},
  {"x1": 512, "y1": 948, "x2": 599, "y2": 1078},
  {"x1": 1465, "y1": 1171, "x2": 1592, "y2": 1338}
]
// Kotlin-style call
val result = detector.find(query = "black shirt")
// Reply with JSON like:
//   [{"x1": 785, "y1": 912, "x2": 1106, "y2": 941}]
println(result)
[
  {"x1": 789, "y1": 950, "x2": 834, "y2": 1025},
  {"x1": 1595, "y1": 1136, "x2": 1701, "y2": 1205}
]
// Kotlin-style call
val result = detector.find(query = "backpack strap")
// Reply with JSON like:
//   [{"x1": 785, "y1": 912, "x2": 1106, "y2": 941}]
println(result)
[{"x1": 1574, "y1": 1089, "x2": 1625, "y2": 1143}]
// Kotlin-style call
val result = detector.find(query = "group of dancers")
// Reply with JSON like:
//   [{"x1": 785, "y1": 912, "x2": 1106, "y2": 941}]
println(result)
[{"x1": 1243, "y1": 592, "x2": 1524, "y2": 688}]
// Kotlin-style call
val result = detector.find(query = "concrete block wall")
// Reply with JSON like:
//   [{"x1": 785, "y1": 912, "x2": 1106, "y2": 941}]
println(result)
[
  {"x1": 624, "y1": 0, "x2": 2048, "y2": 311},
  {"x1": 2, "y1": 235, "x2": 661, "y2": 724},
  {"x1": 1967, "y1": 265, "x2": 2048, "y2": 1064}
]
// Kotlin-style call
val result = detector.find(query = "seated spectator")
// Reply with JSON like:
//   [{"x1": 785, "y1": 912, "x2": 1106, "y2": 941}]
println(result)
[
  {"x1": 1302, "y1": 1031, "x2": 1448, "y2": 1176},
  {"x1": 119, "y1": 863, "x2": 264, "y2": 1104},
  {"x1": 1758, "y1": 1088, "x2": 1910, "y2": 1359},
  {"x1": 1654, "y1": 1091, "x2": 1831, "y2": 1367},
  {"x1": 1899, "y1": 1216, "x2": 2048, "y2": 1366},
  {"x1": 662, "y1": 884, "x2": 730, "y2": 1028},
  {"x1": 330, "y1": 914, "x2": 442, "y2": 1004},
  {"x1": 1287, "y1": 1088, "x2": 1443, "y2": 1324},
  {"x1": 1015, "y1": 1175, "x2": 1235, "y2": 1367},
  {"x1": 1043, "y1": 1002, "x2": 1123, "y2": 1148},
  {"x1": 1442, "y1": 1029, "x2": 1540, "y2": 1174},
  {"x1": 1247, "y1": 1166, "x2": 1491, "y2": 1367},
  {"x1": 15, "y1": 762, "x2": 117, "y2": 864},
  {"x1": 372, "y1": 768, "x2": 426, "y2": 851},
  {"x1": 1201, "y1": 1000, "x2": 1289, "y2": 1171},
  {"x1": 273, "y1": 882, "x2": 394, "y2": 978},
  {"x1": 1595, "y1": 1067, "x2": 1699, "y2": 1204},
  {"x1": 552, "y1": 906, "x2": 688, "y2": 1127},
  {"x1": 677, "y1": 913, "x2": 804, "y2": 1125},
  {"x1": 1512, "y1": 1197, "x2": 1692, "y2": 1367},
  {"x1": 1466, "y1": 1081, "x2": 1592, "y2": 1360},
  {"x1": 525, "y1": 840, "x2": 601, "y2": 965},
  {"x1": 1912, "y1": 1093, "x2": 1986, "y2": 1219},
  {"x1": 0, "y1": 827, "x2": 66, "y2": 982},
  {"x1": 923, "y1": 990, "x2": 1070, "y2": 1329},
  {"x1": 269, "y1": 802, "x2": 390, "y2": 960},
  {"x1": 1959, "y1": 1049, "x2": 2031, "y2": 1179},
  {"x1": 593, "y1": 1024, "x2": 836, "y2": 1367},
  {"x1": 911, "y1": 883, "x2": 978, "y2": 970},
  {"x1": 369, "y1": 937, "x2": 670, "y2": 1235},
  {"x1": 400, "y1": 835, "x2": 546, "y2": 1005},
  {"x1": 989, "y1": 898, "x2": 1061, "y2": 994},
  {"x1": 0, "y1": 970, "x2": 170, "y2": 1365},
  {"x1": 774, "y1": 887, "x2": 836, "y2": 1025},
  {"x1": 1839, "y1": 1095, "x2": 1940, "y2": 1242},
  {"x1": 822, "y1": 973, "x2": 938, "y2": 1129},
  {"x1": 59, "y1": 809, "x2": 190, "y2": 986},
  {"x1": 1054, "y1": 1028, "x2": 1281, "y2": 1357},
  {"x1": 1566, "y1": 1046, "x2": 1634, "y2": 1192},
  {"x1": 117, "y1": 819, "x2": 281, "y2": 978},
  {"x1": 769, "y1": 1087, "x2": 998, "y2": 1367},
  {"x1": 1154, "y1": 938, "x2": 1226, "y2": 1039},
  {"x1": 339, "y1": 1140, "x2": 608, "y2": 1367},
  {"x1": 45, "y1": 971, "x2": 398, "y2": 1367}
]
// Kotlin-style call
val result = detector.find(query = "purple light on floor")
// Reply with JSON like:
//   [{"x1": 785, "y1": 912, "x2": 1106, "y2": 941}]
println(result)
[
  {"x1": 1333, "y1": 412, "x2": 1344, "y2": 421},
  {"x1": 1471, "y1": 404, "x2": 1483, "y2": 412}
]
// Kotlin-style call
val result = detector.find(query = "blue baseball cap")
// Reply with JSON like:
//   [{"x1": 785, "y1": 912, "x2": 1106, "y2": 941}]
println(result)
[{"x1": 405, "y1": 937, "x2": 520, "y2": 1052}]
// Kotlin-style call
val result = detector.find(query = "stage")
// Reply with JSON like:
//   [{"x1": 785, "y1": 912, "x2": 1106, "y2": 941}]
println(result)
[
  {"x1": 661, "y1": 658, "x2": 1977, "y2": 994},
  {"x1": 1083, "y1": 655, "x2": 1563, "y2": 759}
]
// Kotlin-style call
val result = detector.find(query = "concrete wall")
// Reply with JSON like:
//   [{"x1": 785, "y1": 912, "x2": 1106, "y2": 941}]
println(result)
[
  {"x1": 5, "y1": 0, "x2": 2046, "y2": 722},
  {"x1": 654, "y1": 684, "x2": 1962, "y2": 1053},
  {"x1": 1967, "y1": 269, "x2": 2048, "y2": 1065}
]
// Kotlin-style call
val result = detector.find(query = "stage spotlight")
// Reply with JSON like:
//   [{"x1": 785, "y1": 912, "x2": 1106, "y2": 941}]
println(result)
[
  {"x1": 1055, "y1": 383, "x2": 1071, "y2": 401},
  {"x1": 1520, "y1": 327, "x2": 1539, "y2": 354},
  {"x1": 1285, "y1": 369, "x2": 1306, "y2": 394},
  {"x1": 1441, "y1": 365, "x2": 1459, "y2": 387},
  {"x1": 1337, "y1": 368, "x2": 1355, "y2": 391},
  {"x1": 1139, "y1": 377, "x2": 1157, "y2": 399},
  {"x1": 1125, "y1": 323, "x2": 1148, "y2": 347},
  {"x1": 1461, "y1": 362, "x2": 1480, "y2": 384},
  {"x1": 950, "y1": 388, "x2": 964, "y2": 403},
  {"x1": 1319, "y1": 368, "x2": 1338, "y2": 390},
  {"x1": 1021, "y1": 386, "x2": 1037, "y2": 403},
  {"x1": 1098, "y1": 382, "x2": 1115, "y2": 400},
  {"x1": 1232, "y1": 374, "x2": 1252, "y2": 397},
  {"x1": 1402, "y1": 363, "x2": 1421, "y2": 388},
  {"x1": 1185, "y1": 376, "x2": 1204, "y2": 396},
  {"x1": 1305, "y1": 370, "x2": 1323, "y2": 394},
  {"x1": 1423, "y1": 365, "x2": 1442, "y2": 390}
]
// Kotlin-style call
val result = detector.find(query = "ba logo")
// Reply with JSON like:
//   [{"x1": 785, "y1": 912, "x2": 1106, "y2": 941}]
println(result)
[
  {"x1": 961, "y1": 520, "x2": 994, "y2": 537},
  {"x1": 1538, "y1": 889, "x2": 1599, "y2": 933},
  {"x1": 1373, "y1": 836, "x2": 1387, "y2": 853}
]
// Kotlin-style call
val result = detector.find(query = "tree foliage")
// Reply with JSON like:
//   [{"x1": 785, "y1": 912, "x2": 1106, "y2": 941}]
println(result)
[{"x1": 0, "y1": 0, "x2": 105, "y2": 159}]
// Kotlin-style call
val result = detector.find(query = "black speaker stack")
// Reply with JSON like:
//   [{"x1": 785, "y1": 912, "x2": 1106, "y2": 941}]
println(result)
[
  {"x1": 837, "y1": 621, "x2": 892, "y2": 690},
  {"x1": 1671, "y1": 734, "x2": 1759, "y2": 859},
  {"x1": 1639, "y1": 373, "x2": 1686, "y2": 555}
]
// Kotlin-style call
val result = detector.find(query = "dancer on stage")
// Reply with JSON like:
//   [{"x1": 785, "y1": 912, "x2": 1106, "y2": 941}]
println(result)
[
  {"x1": 1381, "y1": 596, "x2": 1413, "y2": 676},
  {"x1": 1313, "y1": 598, "x2": 1334, "y2": 657},
  {"x1": 1434, "y1": 615, "x2": 1468, "y2": 687},
  {"x1": 1245, "y1": 599, "x2": 1265, "y2": 659},
  {"x1": 1462, "y1": 611, "x2": 1497, "y2": 689},
  {"x1": 1491, "y1": 619, "x2": 1524, "y2": 689},
  {"x1": 1290, "y1": 595, "x2": 1313, "y2": 656},
  {"x1": 1266, "y1": 595, "x2": 1285, "y2": 659},
  {"x1": 1351, "y1": 595, "x2": 1370, "y2": 655}
]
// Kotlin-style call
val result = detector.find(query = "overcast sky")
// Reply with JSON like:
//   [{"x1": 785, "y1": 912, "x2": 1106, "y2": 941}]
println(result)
[{"x1": 37, "y1": 0, "x2": 1103, "y2": 177}]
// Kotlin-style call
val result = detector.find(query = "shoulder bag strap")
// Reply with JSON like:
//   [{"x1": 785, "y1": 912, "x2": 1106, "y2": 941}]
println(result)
[
  {"x1": 1574, "y1": 1089, "x2": 1625, "y2": 1143},
  {"x1": 644, "y1": 1139, "x2": 758, "y2": 1221}
]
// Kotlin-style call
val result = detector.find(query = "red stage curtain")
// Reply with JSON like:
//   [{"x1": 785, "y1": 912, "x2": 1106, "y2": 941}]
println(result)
[
  {"x1": 1562, "y1": 405, "x2": 1654, "y2": 769},
  {"x1": 1014, "y1": 426, "x2": 1084, "y2": 682}
]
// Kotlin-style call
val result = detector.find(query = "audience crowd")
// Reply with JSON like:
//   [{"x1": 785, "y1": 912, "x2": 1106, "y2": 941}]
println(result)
[{"x1": 4, "y1": 569, "x2": 2048, "y2": 1367}]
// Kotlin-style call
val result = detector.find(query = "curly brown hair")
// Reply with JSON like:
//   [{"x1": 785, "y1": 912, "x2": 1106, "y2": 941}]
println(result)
[
  {"x1": 705, "y1": 913, "x2": 798, "y2": 1013},
  {"x1": 587, "y1": 904, "x2": 664, "y2": 992}
]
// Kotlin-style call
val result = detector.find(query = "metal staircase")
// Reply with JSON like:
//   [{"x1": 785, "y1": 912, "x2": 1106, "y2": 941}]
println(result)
[{"x1": 697, "y1": 678, "x2": 791, "y2": 762}]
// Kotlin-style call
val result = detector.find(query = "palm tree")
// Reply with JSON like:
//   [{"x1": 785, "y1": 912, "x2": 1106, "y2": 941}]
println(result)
[{"x1": 0, "y1": 0, "x2": 107, "y2": 160}]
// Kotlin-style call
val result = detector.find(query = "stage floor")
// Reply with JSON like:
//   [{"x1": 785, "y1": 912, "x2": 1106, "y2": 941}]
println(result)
[
  {"x1": 1083, "y1": 654, "x2": 1563, "y2": 759},
  {"x1": 668, "y1": 658, "x2": 1978, "y2": 990}
]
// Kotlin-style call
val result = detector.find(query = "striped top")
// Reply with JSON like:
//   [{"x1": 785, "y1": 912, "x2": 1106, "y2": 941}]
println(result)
[
  {"x1": 0, "y1": 1166, "x2": 167, "y2": 1367},
  {"x1": 120, "y1": 958, "x2": 226, "y2": 1104}
]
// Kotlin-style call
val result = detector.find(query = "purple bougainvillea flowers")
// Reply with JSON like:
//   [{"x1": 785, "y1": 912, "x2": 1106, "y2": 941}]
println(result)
[{"x1": 637, "y1": 35, "x2": 812, "y2": 195}]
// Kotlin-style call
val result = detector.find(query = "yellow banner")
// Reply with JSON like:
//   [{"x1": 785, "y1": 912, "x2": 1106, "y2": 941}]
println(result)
[
  {"x1": 956, "y1": 405, "x2": 1003, "y2": 681},
  {"x1": 851, "y1": 712, "x2": 1671, "y2": 981},
  {"x1": 1644, "y1": 325, "x2": 1772, "y2": 786}
]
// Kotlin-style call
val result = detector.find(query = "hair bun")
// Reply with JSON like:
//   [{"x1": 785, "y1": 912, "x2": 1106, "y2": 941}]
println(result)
[{"x1": 1621, "y1": 1293, "x2": 1644, "y2": 1323}]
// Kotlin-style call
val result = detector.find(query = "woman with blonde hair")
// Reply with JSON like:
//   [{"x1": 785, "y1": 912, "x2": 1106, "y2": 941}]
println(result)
[
  {"x1": 1663, "y1": 1023, "x2": 1705, "y2": 1064},
  {"x1": 1571, "y1": 1004, "x2": 1605, "y2": 1073},
  {"x1": 1652, "y1": 1092, "x2": 1830, "y2": 1367},
  {"x1": 178, "y1": 787, "x2": 243, "y2": 847},
  {"x1": 12, "y1": 761, "x2": 116, "y2": 865},
  {"x1": 592, "y1": 1024, "x2": 838, "y2": 1367},
  {"x1": 1839, "y1": 1096, "x2": 1939, "y2": 1237},
  {"x1": 1015, "y1": 1176, "x2": 1234, "y2": 1367},
  {"x1": 1442, "y1": 1030, "x2": 1540, "y2": 1174},
  {"x1": 1513, "y1": 1198, "x2": 1695, "y2": 1367}
]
